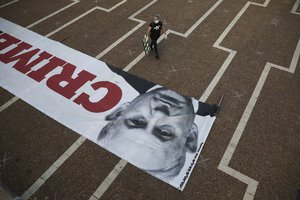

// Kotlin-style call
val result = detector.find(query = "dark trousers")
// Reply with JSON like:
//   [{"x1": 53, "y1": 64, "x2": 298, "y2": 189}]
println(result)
[{"x1": 150, "y1": 37, "x2": 159, "y2": 57}]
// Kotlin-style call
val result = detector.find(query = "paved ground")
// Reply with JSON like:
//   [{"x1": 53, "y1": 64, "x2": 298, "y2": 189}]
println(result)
[{"x1": 0, "y1": 0, "x2": 300, "y2": 199}]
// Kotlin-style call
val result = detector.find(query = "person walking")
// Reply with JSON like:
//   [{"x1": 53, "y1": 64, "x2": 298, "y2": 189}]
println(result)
[{"x1": 147, "y1": 14, "x2": 165, "y2": 59}]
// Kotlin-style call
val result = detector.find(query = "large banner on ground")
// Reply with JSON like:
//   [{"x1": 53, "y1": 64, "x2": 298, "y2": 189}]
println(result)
[{"x1": 0, "y1": 18, "x2": 216, "y2": 190}]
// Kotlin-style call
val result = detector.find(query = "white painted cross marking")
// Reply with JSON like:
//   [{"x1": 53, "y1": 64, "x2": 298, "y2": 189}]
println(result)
[
  {"x1": 169, "y1": 65, "x2": 179, "y2": 73},
  {"x1": 197, "y1": 155, "x2": 211, "y2": 171},
  {"x1": 270, "y1": 17, "x2": 280, "y2": 26},
  {"x1": 256, "y1": 50, "x2": 264, "y2": 56},
  {"x1": 0, "y1": 152, "x2": 13, "y2": 168},
  {"x1": 232, "y1": 90, "x2": 245, "y2": 100}
]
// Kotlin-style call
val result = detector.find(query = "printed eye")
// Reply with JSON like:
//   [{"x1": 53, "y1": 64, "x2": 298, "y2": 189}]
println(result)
[
  {"x1": 125, "y1": 116, "x2": 147, "y2": 128},
  {"x1": 153, "y1": 126, "x2": 175, "y2": 142}
]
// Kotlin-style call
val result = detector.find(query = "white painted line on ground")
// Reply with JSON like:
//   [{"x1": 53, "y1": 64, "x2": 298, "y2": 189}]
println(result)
[
  {"x1": 107, "y1": 0, "x2": 127, "y2": 12},
  {"x1": 206, "y1": 0, "x2": 271, "y2": 103},
  {"x1": 20, "y1": 136, "x2": 86, "y2": 200},
  {"x1": 219, "y1": 38, "x2": 299, "y2": 200},
  {"x1": 200, "y1": 52, "x2": 236, "y2": 102},
  {"x1": 0, "y1": 96, "x2": 18, "y2": 112},
  {"x1": 211, "y1": 0, "x2": 271, "y2": 199},
  {"x1": 46, "y1": 0, "x2": 127, "y2": 37},
  {"x1": 0, "y1": 0, "x2": 19, "y2": 8},
  {"x1": 95, "y1": 23, "x2": 144, "y2": 59},
  {"x1": 212, "y1": 1, "x2": 300, "y2": 200},
  {"x1": 26, "y1": 0, "x2": 80, "y2": 29},
  {"x1": 166, "y1": 0, "x2": 223, "y2": 38},
  {"x1": 291, "y1": 0, "x2": 300, "y2": 15},
  {"x1": 123, "y1": 51, "x2": 145, "y2": 72},
  {"x1": 89, "y1": 159, "x2": 127, "y2": 200}
]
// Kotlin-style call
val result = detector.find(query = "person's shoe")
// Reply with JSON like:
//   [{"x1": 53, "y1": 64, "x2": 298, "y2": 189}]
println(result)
[{"x1": 155, "y1": 55, "x2": 160, "y2": 59}]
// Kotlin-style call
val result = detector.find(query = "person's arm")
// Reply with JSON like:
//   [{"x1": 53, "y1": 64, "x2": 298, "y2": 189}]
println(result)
[{"x1": 147, "y1": 26, "x2": 152, "y2": 38}]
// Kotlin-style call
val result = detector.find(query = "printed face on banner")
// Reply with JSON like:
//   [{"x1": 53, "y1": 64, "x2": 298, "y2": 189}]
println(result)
[
  {"x1": 97, "y1": 87, "x2": 198, "y2": 179},
  {"x1": 0, "y1": 18, "x2": 216, "y2": 190}
]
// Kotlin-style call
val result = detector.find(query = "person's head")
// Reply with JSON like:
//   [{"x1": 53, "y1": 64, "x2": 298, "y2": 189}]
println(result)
[
  {"x1": 98, "y1": 87, "x2": 198, "y2": 179},
  {"x1": 153, "y1": 14, "x2": 160, "y2": 24}
]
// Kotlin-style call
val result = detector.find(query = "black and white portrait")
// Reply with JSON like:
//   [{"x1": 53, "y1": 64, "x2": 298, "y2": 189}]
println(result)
[{"x1": 97, "y1": 87, "x2": 201, "y2": 180}]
